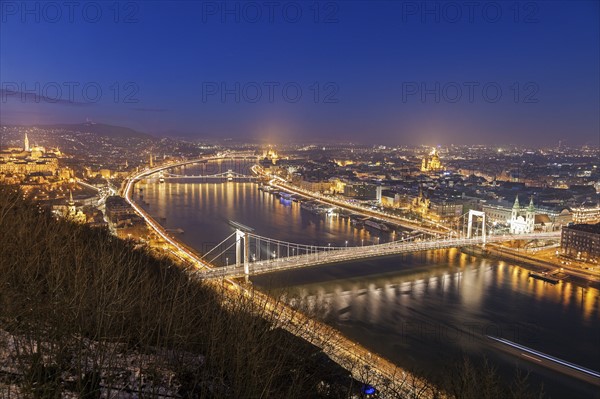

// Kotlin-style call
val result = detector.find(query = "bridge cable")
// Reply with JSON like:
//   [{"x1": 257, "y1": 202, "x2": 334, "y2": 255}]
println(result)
[
  {"x1": 207, "y1": 240, "x2": 240, "y2": 266},
  {"x1": 199, "y1": 231, "x2": 237, "y2": 261}
]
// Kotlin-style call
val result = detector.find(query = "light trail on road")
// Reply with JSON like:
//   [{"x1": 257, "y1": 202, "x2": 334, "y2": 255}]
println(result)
[
  {"x1": 252, "y1": 164, "x2": 450, "y2": 235},
  {"x1": 123, "y1": 155, "x2": 438, "y2": 398}
]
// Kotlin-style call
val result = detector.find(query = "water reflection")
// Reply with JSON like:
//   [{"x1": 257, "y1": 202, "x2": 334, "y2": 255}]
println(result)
[{"x1": 139, "y1": 161, "x2": 600, "y2": 399}]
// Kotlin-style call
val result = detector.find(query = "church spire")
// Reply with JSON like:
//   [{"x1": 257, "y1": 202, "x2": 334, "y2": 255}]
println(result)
[
  {"x1": 513, "y1": 195, "x2": 520, "y2": 209},
  {"x1": 528, "y1": 196, "x2": 535, "y2": 211},
  {"x1": 67, "y1": 190, "x2": 76, "y2": 217}
]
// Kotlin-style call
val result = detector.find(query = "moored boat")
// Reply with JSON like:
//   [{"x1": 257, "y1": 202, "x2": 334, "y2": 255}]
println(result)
[
  {"x1": 528, "y1": 271, "x2": 559, "y2": 284},
  {"x1": 365, "y1": 219, "x2": 390, "y2": 232}
]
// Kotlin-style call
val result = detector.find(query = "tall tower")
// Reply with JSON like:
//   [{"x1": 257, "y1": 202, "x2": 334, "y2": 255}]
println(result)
[
  {"x1": 376, "y1": 185, "x2": 383, "y2": 204},
  {"x1": 24, "y1": 133, "x2": 30, "y2": 152},
  {"x1": 526, "y1": 197, "x2": 535, "y2": 233},
  {"x1": 68, "y1": 190, "x2": 76, "y2": 216},
  {"x1": 510, "y1": 195, "x2": 520, "y2": 234},
  {"x1": 149, "y1": 152, "x2": 154, "y2": 168},
  {"x1": 511, "y1": 195, "x2": 520, "y2": 220}
]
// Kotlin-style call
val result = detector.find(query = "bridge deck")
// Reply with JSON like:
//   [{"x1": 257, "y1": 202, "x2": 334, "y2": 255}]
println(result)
[{"x1": 198, "y1": 232, "x2": 560, "y2": 279}]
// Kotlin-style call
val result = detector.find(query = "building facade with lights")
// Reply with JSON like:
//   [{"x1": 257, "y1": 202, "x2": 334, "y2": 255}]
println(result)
[
  {"x1": 561, "y1": 223, "x2": 600, "y2": 262},
  {"x1": 0, "y1": 133, "x2": 62, "y2": 176},
  {"x1": 421, "y1": 148, "x2": 444, "y2": 172}
]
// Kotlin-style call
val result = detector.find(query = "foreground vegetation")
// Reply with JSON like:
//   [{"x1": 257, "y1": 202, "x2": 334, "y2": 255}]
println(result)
[
  {"x1": 0, "y1": 185, "x2": 359, "y2": 398},
  {"x1": 0, "y1": 185, "x2": 547, "y2": 398}
]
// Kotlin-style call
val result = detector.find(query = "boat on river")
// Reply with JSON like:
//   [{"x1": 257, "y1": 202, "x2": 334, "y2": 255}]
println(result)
[
  {"x1": 365, "y1": 219, "x2": 390, "y2": 232},
  {"x1": 528, "y1": 271, "x2": 560, "y2": 284}
]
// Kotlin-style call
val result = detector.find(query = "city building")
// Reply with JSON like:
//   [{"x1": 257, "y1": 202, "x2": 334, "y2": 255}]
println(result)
[
  {"x1": 53, "y1": 191, "x2": 87, "y2": 223},
  {"x1": 330, "y1": 178, "x2": 348, "y2": 195},
  {"x1": 428, "y1": 199, "x2": 463, "y2": 222},
  {"x1": 381, "y1": 189, "x2": 402, "y2": 208},
  {"x1": 421, "y1": 148, "x2": 444, "y2": 172},
  {"x1": 0, "y1": 133, "x2": 61, "y2": 176},
  {"x1": 262, "y1": 147, "x2": 279, "y2": 165},
  {"x1": 509, "y1": 196, "x2": 535, "y2": 234},
  {"x1": 483, "y1": 197, "x2": 569, "y2": 232},
  {"x1": 299, "y1": 178, "x2": 332, "y2": 193},
  {"x1": 482, "y1": 200, "x2": 513, "y2": 225},
  {"x1": 410, "y1": 188, "x2": 462, "y2": 222},
  {"x1": 343, "y1": 183, "x2": 378, "y2": 200},
  {"x1": 105, "y1": 196, "x2": 146, "y2": 239},
  {"x1": 572, "y1": 203, "x2": 600, "y2": 224},
  {"x1": 561, "y1": 223, "x2": 600, "y2": 262},
  {"x1": 105, "y1": 196, "x2": 136, "y2": 222}
]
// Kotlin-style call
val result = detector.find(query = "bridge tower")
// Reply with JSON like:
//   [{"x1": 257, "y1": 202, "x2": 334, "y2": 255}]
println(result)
[
  {"x1": 466, "y1": 210, "x2": 486, "y2": 245},
  {"x1": 235, "y1": 229, "x2": 250, "y2": 276}
]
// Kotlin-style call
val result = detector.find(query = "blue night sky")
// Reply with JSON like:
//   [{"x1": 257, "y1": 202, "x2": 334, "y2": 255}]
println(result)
[{"x1": 1, "y1": 0, "x2": 599, "y2": 146}]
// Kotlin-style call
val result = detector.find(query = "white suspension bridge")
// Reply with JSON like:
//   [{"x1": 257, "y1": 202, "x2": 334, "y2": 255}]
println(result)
[
  {"x1": 122, "y1": 157, "x2": 563, "y2": 395},
  {"x1": 122, "y1": 157, "x2": 560, "y2": 281},
  {"x1": 196, "y1": 209, "x2": 560, "y2": 279}
]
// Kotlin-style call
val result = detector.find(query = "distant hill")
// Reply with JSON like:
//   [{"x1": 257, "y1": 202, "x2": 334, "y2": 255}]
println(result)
[{"x1": 35, "y1": 122, "x2": 153, "y2": 139}]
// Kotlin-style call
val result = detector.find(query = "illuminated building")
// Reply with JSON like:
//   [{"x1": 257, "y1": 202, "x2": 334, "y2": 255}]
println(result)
[
  {"x1": 421, "y1": 148, "x2": 444, "y2": 172},
  {"x1": 381, "y1": 191, "x2": 399, "y2": 208},
  {"x1": 105, "y1": 195, "x2": 147, "y2": 238},
  {"x1": 484, "y1": 197, "x2": 568, "y2": 232},
  {"x1": 66, "y1": 191, "x2": 87, "y2": 223},
  {"x1": 410, "y1": 188, "x2": 462, "y2": 222},
  {"x1": 412, "y1": 188, "x2": 431, "y2": 216},
  {"x1": 51, "y1": 191, "x2": 87, "y2": 223},
  {"x1": 509, "y1": 196, "x2": 535, "y2": 234},
  {"x1": 380, "y1": 190, "x2": 411, "y2": 208},
  {"x1": 0, "y1": 132, "x2": 62, "y2": 176},
  {"x1": 330, "y1": 178, "x2": 347, "y2": 194},
  {"x1": 0, "y1": 157, "x2": 59, "y2": 175},
  {"x1": 334, "y1": 159, "x2": 354, "y2": 167},
  {"x1": 561, "y1": 223, "x2": 600, "y2": 261},
  {"x1": 572, "y1": 204, "x2": 600, "y2": 224},
  {"x1": 299, "y1": 179, "x2": 332, "y2": 193},
  {"x1": 261, "y1": 147, "x2": 279, "y2": 165},
  {"x1": 482, "y1": 201, "x2": 513, "y2": 224}
]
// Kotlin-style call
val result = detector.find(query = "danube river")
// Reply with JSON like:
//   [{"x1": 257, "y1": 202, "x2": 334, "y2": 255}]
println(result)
[{"x1": 136, "y1": 161, "x2": 600, "y2": 398}]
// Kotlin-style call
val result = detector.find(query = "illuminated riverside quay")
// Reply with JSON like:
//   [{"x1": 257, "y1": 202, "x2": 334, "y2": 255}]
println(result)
[
  {"x1": 124, "y1": 156, "x2": 437, "y2": 397},
  {"x1": 128, "y1": 159, "x2": 600, "y2": 398}
]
